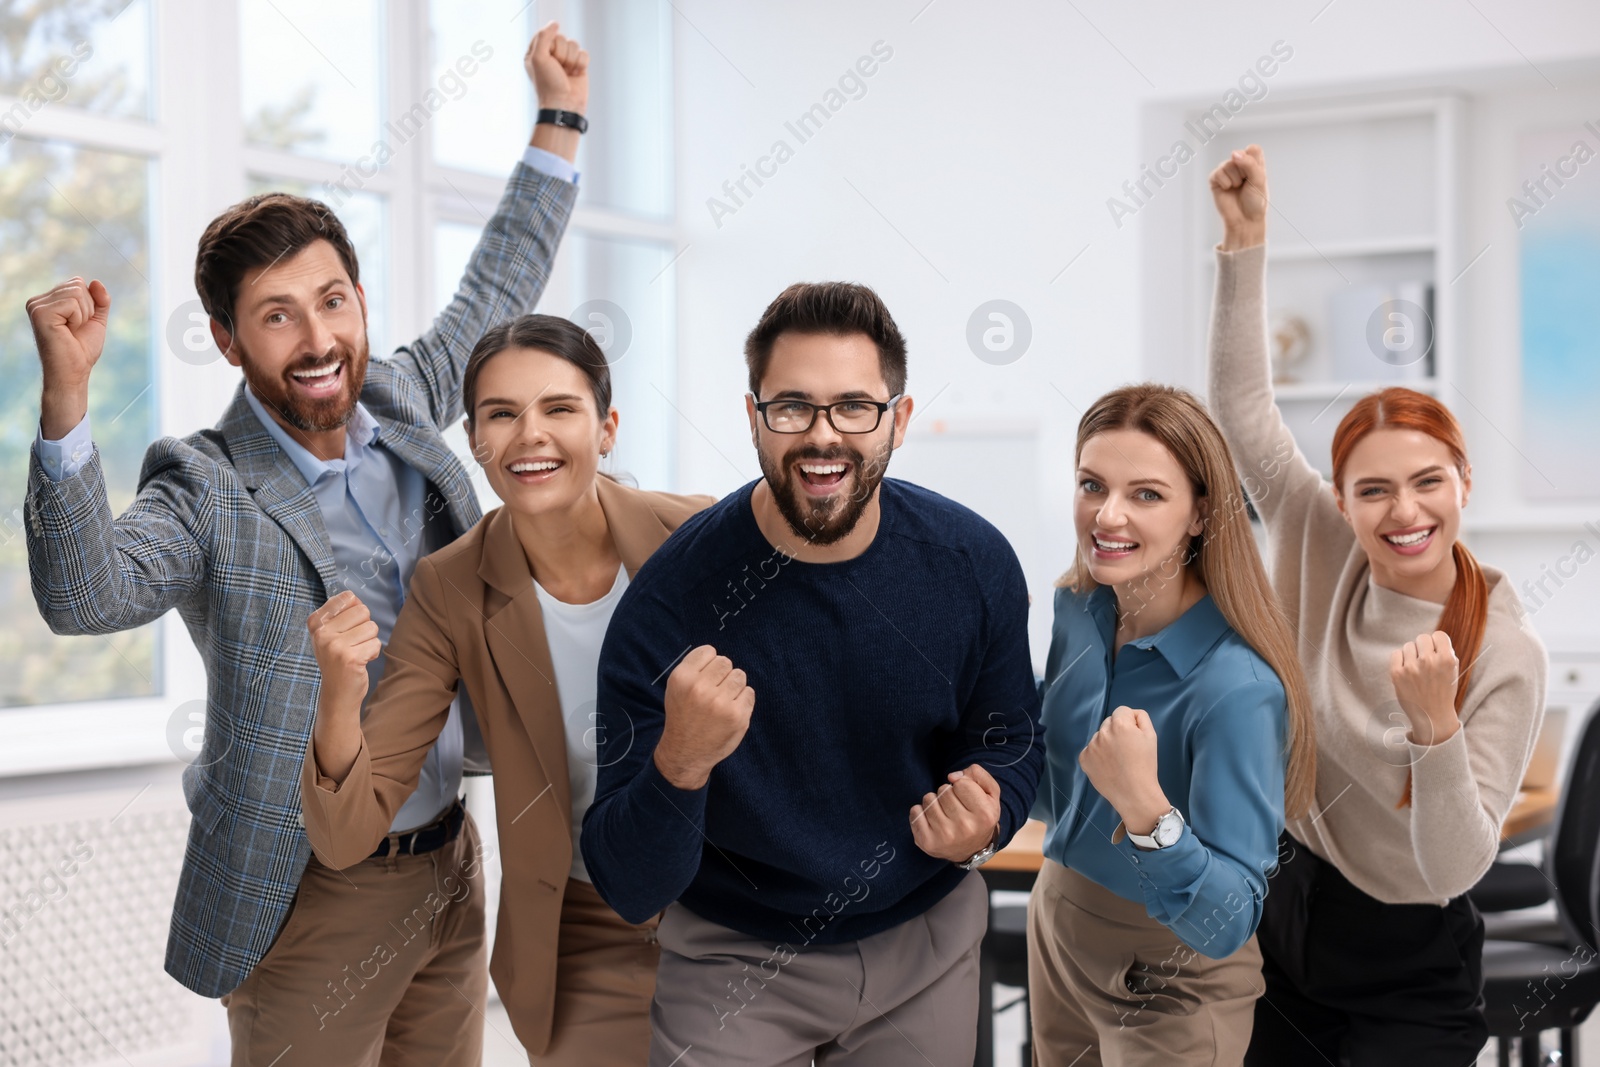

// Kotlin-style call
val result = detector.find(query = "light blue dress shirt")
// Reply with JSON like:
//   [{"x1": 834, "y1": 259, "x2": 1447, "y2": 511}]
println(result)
[
  {"x1": 1032, "y1": 584, "x2": 1289, "y2": 958},
  {"x1": 240, "y1": 386, "x2": 462, "y2": 833}
]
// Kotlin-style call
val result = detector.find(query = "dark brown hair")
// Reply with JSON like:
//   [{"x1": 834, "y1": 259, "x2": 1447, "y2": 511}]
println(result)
[
  {"x1": 462, "y1": 314, "x2": 613, "y2": 426},
  {"x1": 194, "y1": 193, "x2": 359, "y2": 329},
  {"x1": 743, "y1": 282, "x2": 908, "y2": 398}
]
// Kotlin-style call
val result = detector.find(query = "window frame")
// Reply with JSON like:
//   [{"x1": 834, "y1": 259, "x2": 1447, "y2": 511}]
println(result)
[{"x1": 0, "y1": 0, "x2": 679, "y2": 776}]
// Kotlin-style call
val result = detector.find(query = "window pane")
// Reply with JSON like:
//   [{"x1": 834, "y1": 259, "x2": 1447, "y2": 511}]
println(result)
[
  {"x1": 428, "y1": 2, "x2": 536, "y2": 176},
  {"x1": 0, "y1": 0, "x2": 153, "y2": 124},
  {"x1": 247, "y1": 177, "x2": 390, "y2": 360},
  {"x1": 427, "y1": 0, "x2": 673, "y2": 219},
  {"x1": 569, "y1": 233, "x2": 676, "y2": 490},
  {"x1": 0, "y1": 138, "x2": 159, "y2": 706},
  {"x1": 240, "y1": 0, "x2": 383, "y2": 160},
  {"x1": 432, "y1": 219, "x2": 483, "y2": 314},
  {"x1": 566, "y1": 0, "x2": 672, "y2": 219}
]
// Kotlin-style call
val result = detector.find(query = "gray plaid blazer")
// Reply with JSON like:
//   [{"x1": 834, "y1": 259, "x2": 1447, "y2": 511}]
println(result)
[{"x1": 23, "y1": 161, "x2": 576, "y2": 997}]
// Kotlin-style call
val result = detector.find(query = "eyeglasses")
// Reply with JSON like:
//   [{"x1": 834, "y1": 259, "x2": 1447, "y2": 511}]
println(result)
[{"x1": 751, "y1": 394, "x2": 903, "y2": 434}]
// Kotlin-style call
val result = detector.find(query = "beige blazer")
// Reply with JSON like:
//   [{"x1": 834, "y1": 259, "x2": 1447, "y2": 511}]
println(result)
[{"x1": 299, "y1": 475, "x2": 714, "y2": 1054}]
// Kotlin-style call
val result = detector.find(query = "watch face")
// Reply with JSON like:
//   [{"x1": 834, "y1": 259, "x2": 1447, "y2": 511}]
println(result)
[{"x1": 1154, "y1": 813, "x2": 1182, "y2": 847}]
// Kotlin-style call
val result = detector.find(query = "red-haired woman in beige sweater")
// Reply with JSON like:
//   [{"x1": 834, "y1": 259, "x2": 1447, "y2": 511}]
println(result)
[{"x1": 1207, "y1": 145, "x2": 1547, "y2": 1066}]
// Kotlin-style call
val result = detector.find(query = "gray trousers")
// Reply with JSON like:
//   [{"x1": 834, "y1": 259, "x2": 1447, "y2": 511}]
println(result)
[{"x1": 648, "y1": 871, "x2": 989, "y2": 1066}]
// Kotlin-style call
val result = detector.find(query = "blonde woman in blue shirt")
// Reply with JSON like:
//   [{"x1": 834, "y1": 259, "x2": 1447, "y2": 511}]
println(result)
[{"x1": 1028, "y1": 384, "x2": 1316, "y2": 1066}]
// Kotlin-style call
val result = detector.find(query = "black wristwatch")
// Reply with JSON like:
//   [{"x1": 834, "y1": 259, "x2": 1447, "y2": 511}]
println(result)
[{"x1": 536, "y1": 108, "x2": 588, "y2": 134}]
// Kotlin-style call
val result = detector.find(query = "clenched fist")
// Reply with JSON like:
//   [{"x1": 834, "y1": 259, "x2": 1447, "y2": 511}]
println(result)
[
  {"x1": 1390, "y1": 630, "x2": 1461, "y2": 746},
  {"x1": 26, "y1": 276, "x2": 111, "y2": 440},
  {"x1": 653, "y1": 645, "x2": 755, "y2": 790},
  {"x1": 1078, "y1": 705, "x2": 1173, "y2": 836},
  {"x1": 1208, "y1": 144, "x2": 1268, "y2": 252},
  {"x1": 308, "y1": 591, "x2": 381, "y2": 716},
  {"x1": 526, "y1": 21, "x2": 589, "y2": 113},
  {"x1": 909, "y1": 763, "x2": 1003, "y2": 863}
]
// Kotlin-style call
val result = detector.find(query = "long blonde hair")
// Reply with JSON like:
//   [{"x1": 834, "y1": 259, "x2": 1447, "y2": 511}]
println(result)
[{"x1": 1058, "y1": 383, "x2": 1317, "y2": 818}]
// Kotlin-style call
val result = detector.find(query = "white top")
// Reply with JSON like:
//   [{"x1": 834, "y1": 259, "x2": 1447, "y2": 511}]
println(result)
[{"x1": 533, "y1": 564, "x2": 630, "y2": 883}]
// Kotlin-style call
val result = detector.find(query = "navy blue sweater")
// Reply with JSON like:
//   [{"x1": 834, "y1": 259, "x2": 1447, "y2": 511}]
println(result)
[{"x1": 581, "y1": 478, "x2": 1043, "y2": 944}]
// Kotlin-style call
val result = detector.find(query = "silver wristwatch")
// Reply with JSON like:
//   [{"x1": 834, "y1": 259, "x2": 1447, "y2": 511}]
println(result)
[
  {"x1": 1128, "y1": 807, "x2": 1185, "y2": 851},
  {"x1": 958, "y1": 831, "x2": 1000, "y2": 870}
]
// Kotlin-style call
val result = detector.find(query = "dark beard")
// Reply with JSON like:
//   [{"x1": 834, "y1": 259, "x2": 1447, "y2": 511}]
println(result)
[
  {"x1": 757, "y1": 436, "x2": 893, "y2": 547},
  {"x1": 237, "y1": 335, "x2": 370, "y2": 434}
]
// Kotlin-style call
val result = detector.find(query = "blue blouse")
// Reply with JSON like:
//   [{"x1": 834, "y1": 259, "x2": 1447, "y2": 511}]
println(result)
[{"x1": 1032, "y1": 584, "x2": 1288, "y2": 958}]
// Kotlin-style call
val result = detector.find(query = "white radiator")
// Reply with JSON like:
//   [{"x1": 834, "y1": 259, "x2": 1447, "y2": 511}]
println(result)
[{"x1": 0, "y1": 764, "x2": 214, "y2": 1067}]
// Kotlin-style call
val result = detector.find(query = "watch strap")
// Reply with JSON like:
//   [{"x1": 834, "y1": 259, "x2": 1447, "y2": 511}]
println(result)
[
  {"x1": 1128, "y1": 807, "x2": 1184, "y2": 850},
  {"x1": 536, "y1": 107, "x2": 588, "y2": 134}
]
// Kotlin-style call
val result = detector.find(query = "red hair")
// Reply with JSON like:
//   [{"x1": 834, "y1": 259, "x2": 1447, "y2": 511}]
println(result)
[{"x1": 1332, "y1": 389, "x2": 1488, "y2": 806}]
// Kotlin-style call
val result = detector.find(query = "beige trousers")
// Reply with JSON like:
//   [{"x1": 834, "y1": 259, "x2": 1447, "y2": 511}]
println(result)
[
  {"x1": 221, "y1": 811, "x2": 487, "y2": 1067},
  {"x1": 531, "y1": 875, "x2": 660, "y2": 1065},
  {"x1": 648, "y1": 871, "x2": 990, "y2": 1066},
  {"x1": 1026, "y1": 859, "x2": 1264, "y2": 1067}
]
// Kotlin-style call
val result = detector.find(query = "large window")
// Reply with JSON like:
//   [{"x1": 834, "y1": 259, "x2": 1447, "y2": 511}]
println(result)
[
  {"x1": 0, "y1": 0, "x2": 677, "y2": 752},
  {"x1": 1, "y1": 1, "x2": 159, "y2": 709},
  {"x1": 426, "y1": 0, "x2": 678, "y2": 494}
]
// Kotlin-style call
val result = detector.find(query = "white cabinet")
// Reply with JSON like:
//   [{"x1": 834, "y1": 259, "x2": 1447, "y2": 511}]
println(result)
[{"x1": 1140, "y1": 93, "x2": 1463, "y2": 480}]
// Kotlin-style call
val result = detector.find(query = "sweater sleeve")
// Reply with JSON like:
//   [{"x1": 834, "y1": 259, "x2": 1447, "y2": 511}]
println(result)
[
  {"x1": 1133, "y1": 676, "x2": 1287, "y2": 958},
  {"x1": 1206, "y1": 245, "x2": 1355, "y2": 616},
  {"x1": 581, "y1": 581, "x2": 712, "y2": 924},
  {"x1": 1408, "y1": 648, "x2": 1546, "y2": 899},
  {"x1": 938, "y1": 538, "x2": 1045, "y2": 847}
]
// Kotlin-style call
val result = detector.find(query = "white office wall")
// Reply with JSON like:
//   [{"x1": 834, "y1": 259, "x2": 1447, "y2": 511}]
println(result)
[{"x1": 670, "y1": 1, "x2": 1600, "y2": 670}]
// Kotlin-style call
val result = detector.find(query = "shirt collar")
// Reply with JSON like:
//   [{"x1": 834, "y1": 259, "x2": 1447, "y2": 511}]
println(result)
[
  {"x1": 1089, "y1": 584, "x2": 1232, "y2": 679},
  {"x1": 242, "y1": 384, "x2": 379, "y2": 487}
]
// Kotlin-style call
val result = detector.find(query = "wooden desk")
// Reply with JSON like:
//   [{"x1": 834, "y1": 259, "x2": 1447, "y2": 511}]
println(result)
[
  {"x1": 989, "y1": 787, "x2": 1562, "y2": 883},
  {"x1": 1503, "y1": 785, "x2": 1560, "y2": 846}
]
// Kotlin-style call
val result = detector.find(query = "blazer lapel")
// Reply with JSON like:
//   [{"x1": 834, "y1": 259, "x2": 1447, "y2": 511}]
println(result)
[
  {"x1": 479, "y1": 507, "x2": 569, "y2": 813},
  {"x1": 596, "y1": 475, "x2": 676, "y2": 578},
  {"x1": 217, "y1": 387, "x2": 341, "y2": 596},
  {"x1": 368, "y1": 406, "x2": 482, "y2": 539},
  {"x1": 477, "y1": 479, "x2": 679, "y2": 817}
]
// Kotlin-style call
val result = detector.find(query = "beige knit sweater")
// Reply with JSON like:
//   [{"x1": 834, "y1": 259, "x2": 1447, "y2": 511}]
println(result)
[{"x1": 1207, "y1": 244, "x2": 1548, "y2": 905}]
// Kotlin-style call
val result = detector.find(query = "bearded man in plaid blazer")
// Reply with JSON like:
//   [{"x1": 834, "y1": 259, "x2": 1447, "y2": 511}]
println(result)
[{"x1": 23, "y1": 23, "x2": 595, "y2": 1066}]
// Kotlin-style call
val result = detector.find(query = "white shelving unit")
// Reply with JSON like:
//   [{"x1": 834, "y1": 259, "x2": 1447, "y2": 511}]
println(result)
[{"x1": 1140, "y1": 91, "x2": 1463, "y2": 480}]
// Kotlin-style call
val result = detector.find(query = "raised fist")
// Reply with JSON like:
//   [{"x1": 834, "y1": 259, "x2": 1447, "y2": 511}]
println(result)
[
  {"x1": 1208, "y1": 144, "x2": 1269, "y2": 250},
  {"x1": 27, "y1": 277, "x2": 110, "y2": 390},
  {"x1": 308, "y1": 590, "x2": 381, "y2": 715},
  {"x1": 909, "y1": 764, "x2": 1003, "y2": 863},
  {"x1": 1390, "y1": 630, "x2": 1462, "y2": 745},
  {"x1": 526, "y1": 21, "x2": 589, "y2": 114},
  {"x1": 653, "y1": 644, "x2": 755, "y2": 790},
  {"x1": 1078, "y1": 705, "x2": 1173, "y2": 836}
]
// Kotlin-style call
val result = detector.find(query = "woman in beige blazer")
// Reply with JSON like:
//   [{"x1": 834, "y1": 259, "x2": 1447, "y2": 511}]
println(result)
[{"x1": 299, "y1": 313, "x2": 713, "y2": 1064}]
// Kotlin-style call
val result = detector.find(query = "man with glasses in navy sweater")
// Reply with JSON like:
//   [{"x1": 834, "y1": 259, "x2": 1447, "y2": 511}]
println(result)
[{"x1": 583, "y1": 281, "x2": 1043, "y2": 1066}]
